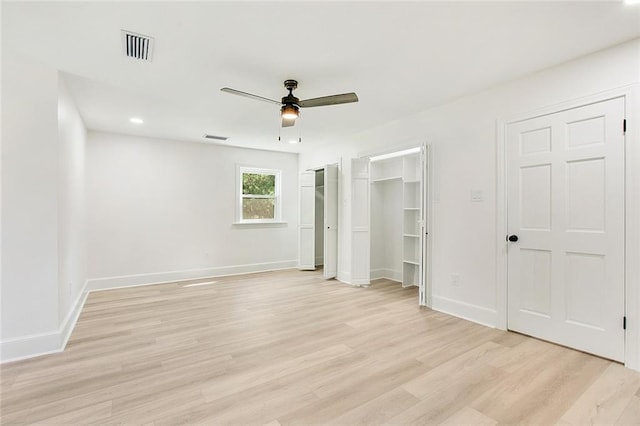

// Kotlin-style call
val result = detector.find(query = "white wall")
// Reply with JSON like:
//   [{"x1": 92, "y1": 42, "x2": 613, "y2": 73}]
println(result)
[
  {"x1": 1, "y1": 51, "x2": 88, "y2": 361},
  {"x1": 57, "y1": 75, "x2": 87, "y2": 328},
  {"x1": 86, "y1": 132, "x2": 299, "y2": 289},
  {"x1": 1, "y1": 50, "x2": 60, "y2": 352},
  {"x1": 300, "y1": 38, "x2": 640, "y2": 328}
]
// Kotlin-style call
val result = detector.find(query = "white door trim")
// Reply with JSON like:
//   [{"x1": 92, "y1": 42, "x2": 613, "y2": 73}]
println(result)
[
  {"x1": 423, "y1": 144, "x2": 433, "y2": 308},
  {"x1": 496, "y1": 84, "x2": 640, "y2": 370}
]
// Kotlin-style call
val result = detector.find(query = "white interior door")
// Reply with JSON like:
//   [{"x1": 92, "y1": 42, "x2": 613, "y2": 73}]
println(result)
[
  {"x1": 351, "y1": 158, "x2": 370, "y2": 285},
  {"x1": 323, "y1": 164, "x2": 339, "y2": 279},
  {"x1": 298, "y1": 171, "x2": 316, "y2": 270},
  {"x1": 507, "y1": 97, "x2": 625, "y2": 361}
]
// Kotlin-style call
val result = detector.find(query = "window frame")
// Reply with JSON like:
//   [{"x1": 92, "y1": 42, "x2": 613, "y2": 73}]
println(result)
[{"x1": 236, "y1": 166, "x2": 282, "y2": 224}]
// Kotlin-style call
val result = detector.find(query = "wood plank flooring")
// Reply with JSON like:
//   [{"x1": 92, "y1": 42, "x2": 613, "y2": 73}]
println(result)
[{"x1": 1, "y1": 269, "x2": 639, "y2": 425}]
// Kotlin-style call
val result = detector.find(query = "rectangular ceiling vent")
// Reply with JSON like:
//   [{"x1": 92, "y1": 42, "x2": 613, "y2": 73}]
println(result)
[
  {"x1": 121, "y1": 30, "x2": 154, "y2": 61},
  {"x1": 203, "y1": 134, "x2": 229, "y2": 142}
]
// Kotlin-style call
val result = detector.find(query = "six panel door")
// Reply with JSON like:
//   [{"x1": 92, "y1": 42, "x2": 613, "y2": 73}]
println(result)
[{"x1": 506, "y1": 97, "x2": 625, "y2": 361}]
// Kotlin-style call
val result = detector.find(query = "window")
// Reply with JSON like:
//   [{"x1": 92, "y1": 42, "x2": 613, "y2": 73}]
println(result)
[{"x1": 237, "y1": 166, "x2": 282, "y2": 223}]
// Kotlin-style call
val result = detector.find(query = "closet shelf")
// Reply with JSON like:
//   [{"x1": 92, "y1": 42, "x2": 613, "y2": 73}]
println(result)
[
  {"x1": 403, "y1": 260, "x2": 420, "y2": 265},
  {"x1": 371, "y1": 176, "x2": 402, "y2": 183},
  {"x1": 404, "y1": 180, "x2": 420, "y2": 184},
  {"x1": 403, "y1": 234, "x2": 420, "y2": 238},
  {"x1": 403, "y1": 207, "x2": 419, "y2": 211}
]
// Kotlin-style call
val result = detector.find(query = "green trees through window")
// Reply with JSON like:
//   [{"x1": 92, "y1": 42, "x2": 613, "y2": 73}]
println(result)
[
  {"x1": 242, "y1": 173, "x2": 275, "y2": 196},
  {"x1": 240, "y1": 169, "x2": 280, "y2": 221}
]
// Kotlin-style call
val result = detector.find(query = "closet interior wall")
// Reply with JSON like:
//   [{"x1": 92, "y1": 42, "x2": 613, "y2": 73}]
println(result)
[{"x1": 370, "y1": 157, "x2": 404, "y2": 282}]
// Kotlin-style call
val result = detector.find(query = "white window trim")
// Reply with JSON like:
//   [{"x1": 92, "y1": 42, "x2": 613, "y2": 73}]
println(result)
[{"x1": 235, "y1": 165, "x2": 283, "y2": 224}]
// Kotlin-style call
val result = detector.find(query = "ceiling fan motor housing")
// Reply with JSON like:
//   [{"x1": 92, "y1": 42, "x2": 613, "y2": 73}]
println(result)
[
  {"x1": 282, "y1": 94, "x2": 299, "y2": 105},
  {"x1": 282, "y1": 80, "x2": 300, "y2": 106},
  {"x1": 284, "y1": 79, "x2": 298, "y2": 91}
]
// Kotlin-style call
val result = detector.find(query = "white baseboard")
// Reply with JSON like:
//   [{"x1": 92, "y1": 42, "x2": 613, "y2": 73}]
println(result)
[
  {"x1": 370, "y1": 268, "x2": 401, "y2": 282},
  {"x1": 336, "y1": 271, "x2": 369, "y2": 287},
  {"x1": 432, "y1": 295, "x2": 497, "y2": 328},
  {"x1": 0, "y1": 331, "x2": 62, "y2": 363},
  {"x1": 0, "y1": 279, "x2": 90, "y2": 363},
  {"x1": 86, "y1": 260, "x2": 297, "y2": 291},
  {"x1": 349, "y1": 278, "x2": 371, "y2": 287},
  {"x1": 1, "y1": 260, "x2": 297, "y2": 363},
  {"x1": 60, "y1": 281, "x2": 90, "y2": 348}
]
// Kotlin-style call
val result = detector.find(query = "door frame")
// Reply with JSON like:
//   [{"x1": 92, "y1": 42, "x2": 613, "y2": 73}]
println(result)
[{"x1": 496, "y1": 85, "x2": 640, "y2": 370}]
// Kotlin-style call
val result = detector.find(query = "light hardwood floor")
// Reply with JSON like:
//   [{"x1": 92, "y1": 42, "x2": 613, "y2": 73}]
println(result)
[{"x1": 1, "y1": 269, "x2": 639, "y2": 425}]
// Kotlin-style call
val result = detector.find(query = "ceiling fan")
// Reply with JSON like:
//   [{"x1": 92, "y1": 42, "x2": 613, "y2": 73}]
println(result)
[{"x1": 221, "y1": 79, "x2": 358, "y2": 127}]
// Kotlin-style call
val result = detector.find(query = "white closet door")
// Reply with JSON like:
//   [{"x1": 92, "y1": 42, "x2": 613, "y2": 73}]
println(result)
[
  {"x1": 351, "y1": 158, "x2": 370, "y2": 285},
  {"x1": 507, "y1": 97, "x2": 625, "y2": 361},
  {"x1": 298, "y1": 171, "x2": 316, "y2": 270},
  {"x1": 323, "y1": 164, "x2": 339, "y2": 279}
]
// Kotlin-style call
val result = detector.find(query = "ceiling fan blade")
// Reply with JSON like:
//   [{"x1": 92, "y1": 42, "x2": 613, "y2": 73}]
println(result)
[
  {"x1": 220, "y1": 87, "x2": 281, "y2": 105},
  {"x1": 298, "y1": 92, "x2": 359, "y2": 108},
  {"x1": 282, "y1": 117, "x2": 296, "y2": 128}
]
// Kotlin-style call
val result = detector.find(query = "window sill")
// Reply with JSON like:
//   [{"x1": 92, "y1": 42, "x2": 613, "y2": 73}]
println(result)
[{"x1": 232, "y1": 221, "x2": 288, "y2": 227}]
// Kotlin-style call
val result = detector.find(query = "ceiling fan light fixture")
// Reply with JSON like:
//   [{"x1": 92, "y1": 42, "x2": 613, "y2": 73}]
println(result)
[{"x1": 281, "y1": 104, "x2": 299, "y2": 120}]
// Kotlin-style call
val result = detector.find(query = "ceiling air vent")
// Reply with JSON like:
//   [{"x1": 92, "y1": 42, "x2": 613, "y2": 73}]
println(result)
[
  {"x1": 203, "y1": 134, "x2": 229, "y2": 142},
  {"x1": 121, "y1": 30, "x2": 154, "y2": 61}
]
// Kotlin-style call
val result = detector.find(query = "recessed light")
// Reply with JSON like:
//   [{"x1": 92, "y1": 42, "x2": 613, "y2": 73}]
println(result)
[{"x1": 129, "y1": 117, "x2": 144, "y2": 124}]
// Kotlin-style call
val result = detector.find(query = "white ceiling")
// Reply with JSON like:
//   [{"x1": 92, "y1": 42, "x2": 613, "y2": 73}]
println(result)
[{"x1": 3, "y1": 1, "x2": 640, "y2": 153}]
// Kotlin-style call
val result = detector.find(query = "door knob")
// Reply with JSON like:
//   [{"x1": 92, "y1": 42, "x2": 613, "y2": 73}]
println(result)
[{"x1": 507, "y1": 235, "x2": 519, "y2": 242}]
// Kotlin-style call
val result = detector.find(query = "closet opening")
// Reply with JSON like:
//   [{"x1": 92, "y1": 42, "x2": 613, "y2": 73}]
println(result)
[
  {"x1": 367, "y1": 146, "x2": 430, "y2": 305},
  {"x1": 298, "y1": 163, "x2": 339, "y2": 279}
]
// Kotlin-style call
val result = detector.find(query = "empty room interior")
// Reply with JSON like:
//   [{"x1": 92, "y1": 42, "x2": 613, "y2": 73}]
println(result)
[{"x1": 3, "y1": 1, "x2": 640, "y2": 424}]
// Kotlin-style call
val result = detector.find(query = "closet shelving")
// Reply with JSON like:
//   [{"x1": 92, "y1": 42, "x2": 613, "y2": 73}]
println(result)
[
  {"x1": 370, "y1": 149, "x2": 423, "y2": 287},
  {"x1": 401, "y1": 154, "x2": 422, "y2": 287}
]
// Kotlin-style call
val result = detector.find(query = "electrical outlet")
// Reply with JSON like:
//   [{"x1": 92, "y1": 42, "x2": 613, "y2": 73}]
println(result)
[{"x1": 451, "y1": 273, "x2": 460, "y2": 286}]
